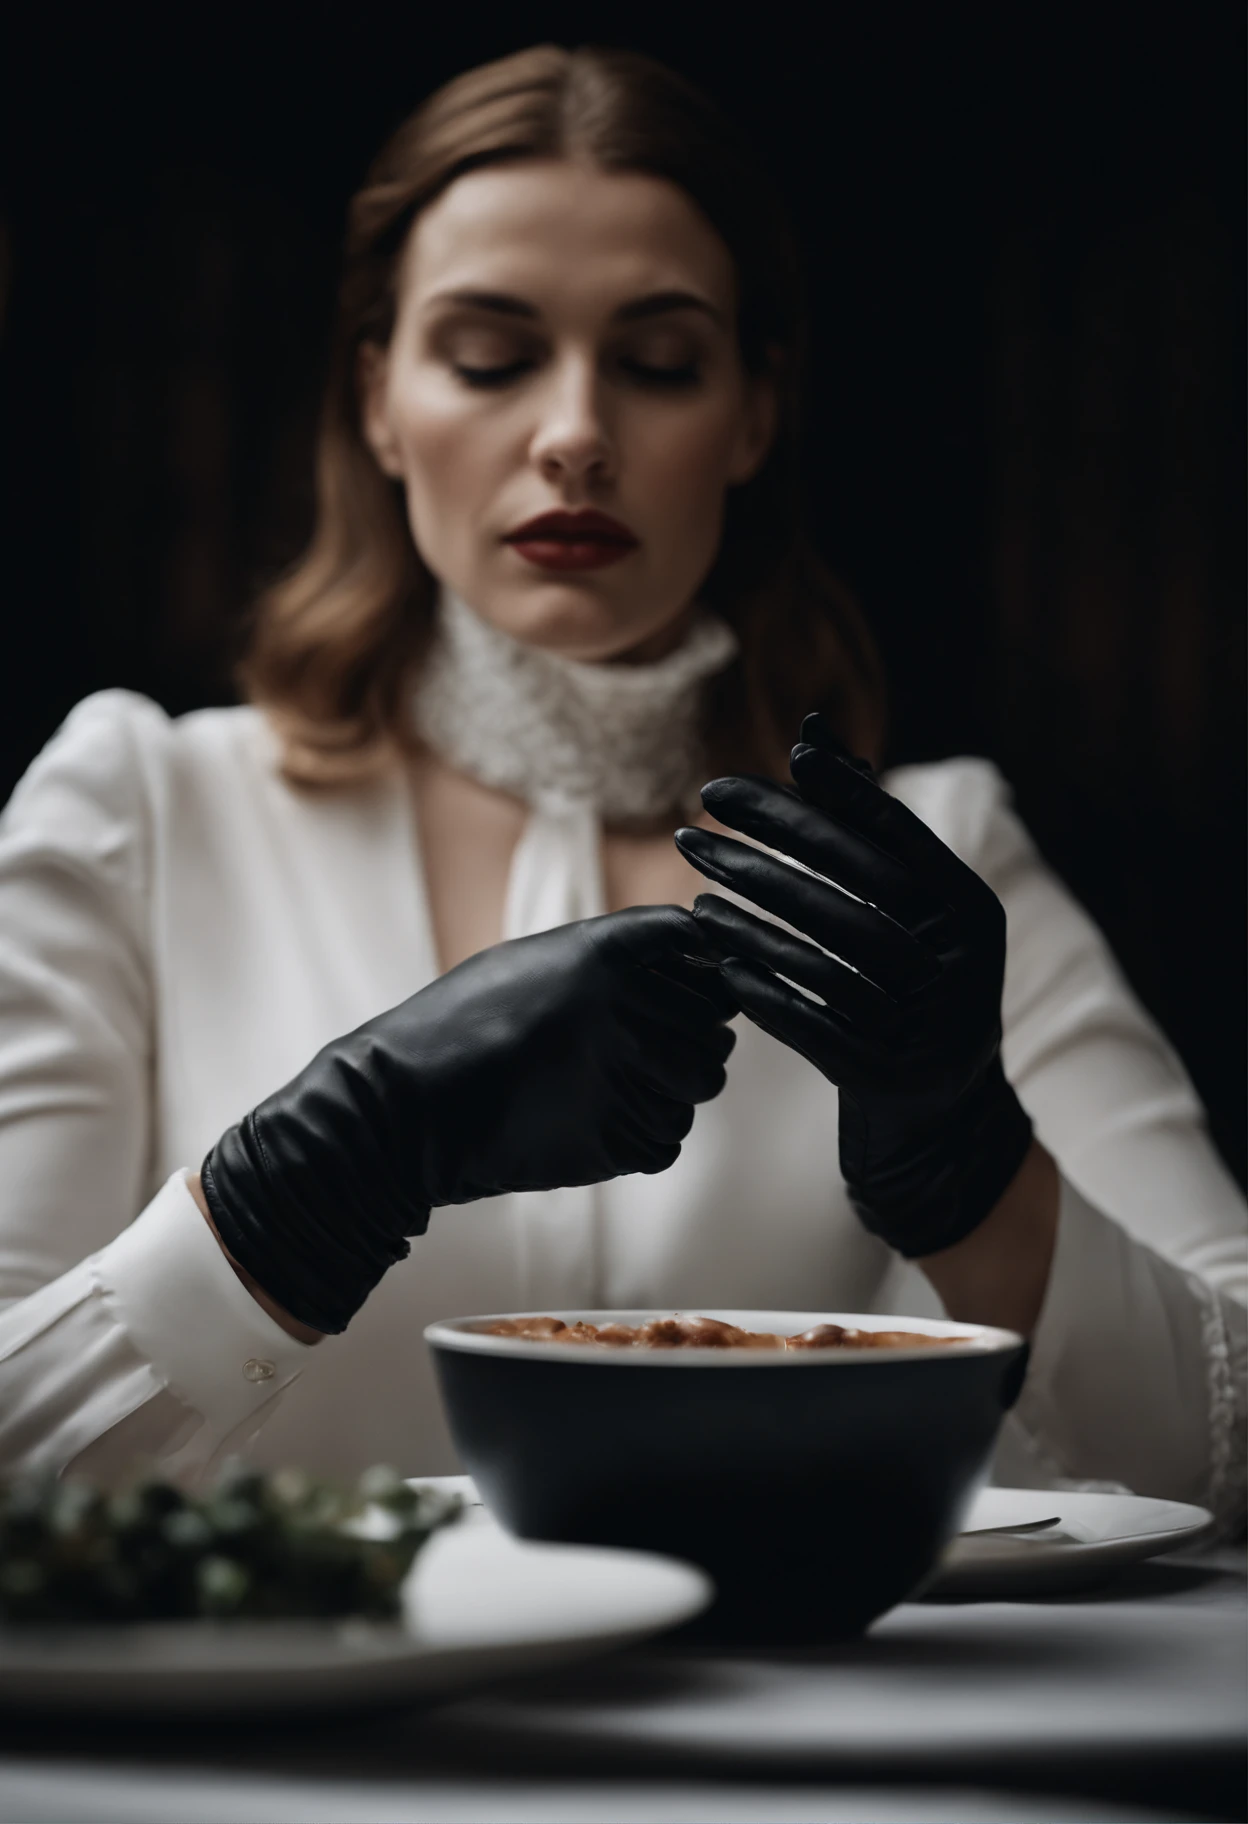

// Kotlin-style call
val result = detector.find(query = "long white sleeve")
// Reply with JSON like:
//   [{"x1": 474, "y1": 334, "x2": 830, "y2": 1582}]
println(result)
[
  {"x1": 885, "y1": 760, "x2": 1247, "y2": 1529},
  {"x1": 0, "y1": 1172, "x2": 310, "y2": 1482},
  {"x1": 1003, "y1": 1175, "x2": 1245, "y2": 1524},
  {"x1": 0, "y1": 695, "x2": 311, "y2": 1486}
]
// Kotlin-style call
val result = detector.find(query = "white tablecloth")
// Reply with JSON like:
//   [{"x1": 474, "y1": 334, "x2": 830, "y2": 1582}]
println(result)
[{"x1": 0, "y1": 1547, "x2": 1242, "y2": 1824}]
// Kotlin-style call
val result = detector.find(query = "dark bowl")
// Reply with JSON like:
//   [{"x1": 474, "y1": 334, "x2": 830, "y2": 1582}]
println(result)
[{"x1": 426, "y1": 1308, "x2": 1028, "y2": 1644}]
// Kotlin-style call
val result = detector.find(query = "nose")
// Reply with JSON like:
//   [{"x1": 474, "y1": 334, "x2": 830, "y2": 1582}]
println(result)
[{"x1": 528, "y1": 354, "x2": 615, "y2": 492}]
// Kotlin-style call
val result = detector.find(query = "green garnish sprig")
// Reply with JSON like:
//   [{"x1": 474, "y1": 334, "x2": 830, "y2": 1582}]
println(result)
[{"x1": 0, "y1": 1464, "x2": 461, "y2": 1624}]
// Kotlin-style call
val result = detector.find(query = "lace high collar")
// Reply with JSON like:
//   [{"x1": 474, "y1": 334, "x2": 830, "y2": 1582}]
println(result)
[{"x1": 411, "y1": 588, "x2": 739, "y2": 826}]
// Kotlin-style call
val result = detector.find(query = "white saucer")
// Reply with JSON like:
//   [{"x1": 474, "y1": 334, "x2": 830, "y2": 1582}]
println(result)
[
  {"x1": 925, "y1": 1485, "x2": 1215, "y2": 1597},
  {"x1": 0, "y1": 1507, "x2": 710, "y2": 1714}
]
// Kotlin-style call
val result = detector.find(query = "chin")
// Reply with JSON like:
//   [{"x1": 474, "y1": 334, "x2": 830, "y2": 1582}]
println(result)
[{"x1": 480, "y1": 580, "x2": 676, "y2": 664}]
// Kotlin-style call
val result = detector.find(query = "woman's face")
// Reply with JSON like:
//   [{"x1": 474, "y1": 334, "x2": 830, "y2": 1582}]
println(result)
[{"x1": 361, "y1": 160, "x2": 776, "y2": 663}]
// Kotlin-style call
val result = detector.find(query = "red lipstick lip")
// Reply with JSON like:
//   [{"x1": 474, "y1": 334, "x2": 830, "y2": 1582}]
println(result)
[{"x1": 504, "y1": 509, "x2": 638, "y2": 546}]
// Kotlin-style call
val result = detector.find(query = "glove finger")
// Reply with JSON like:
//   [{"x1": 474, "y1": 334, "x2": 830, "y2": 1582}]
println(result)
[
  {"x1": 640, "y1": 950, "x2": 741, "y2": 1022},
  {"x1": 673, "y1": 828, "x2": 939, "y2": 997},
  {"x1": 616, "y1": 1009, "x2": 733, "y2": 1103},
  {"x1": 637, "y1": 1140, "x2": 683, "y2": 1176},
  {"x1": 718, "y1": 954, "x2": 866, "y2": 1083},
  {"x1": 633, "y1": 1088, "x2": 698, "y2": 1148},
  {"x1": 785, "y1": 738, "x2": 984, "y2": 914},
  {"x1": 620, "y1": 959, "x2": 739, "y2": 1045},
  {"x1": 604, "y1": 1076, "x2": 693, "y2": 1172},
  {"x1": 798, "y1": 711, "x2": 878, "y2": 773},
  {"x1": 587, "y1": 903, "x2": 738, "y2": 1033},
  {"x1": 588, "y1": 902, "x2": 715, "y2": 972},
  {"x1": 692, "y1": 895, "x2": 901, "y2": 1039},
  {"x1": 691, "y1": 774, "x2": 948, "y2": 937}
]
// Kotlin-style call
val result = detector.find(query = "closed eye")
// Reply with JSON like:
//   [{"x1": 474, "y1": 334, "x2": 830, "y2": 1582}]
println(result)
[
  {"x1": 620, "y1": 358, "x2": 701, "y2": 389},
  {"x1": 453, "y1": 356, "x2": 702, "y2": 391},
  {"x1": 454, "y1": 359, "x2": 534, "y2": 389}
]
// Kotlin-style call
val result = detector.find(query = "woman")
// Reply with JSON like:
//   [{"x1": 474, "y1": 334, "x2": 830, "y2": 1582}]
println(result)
[{"x1": 0, "y1": 46, "x2": 1243, "y2": 1523}]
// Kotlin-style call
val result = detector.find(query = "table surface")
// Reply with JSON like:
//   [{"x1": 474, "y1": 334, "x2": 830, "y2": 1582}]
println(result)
[{"x1": 1, "y1": 1543, "x2": 1243, "y2": 1824}]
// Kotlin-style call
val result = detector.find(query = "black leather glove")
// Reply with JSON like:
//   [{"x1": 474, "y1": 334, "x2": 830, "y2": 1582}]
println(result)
[
  {"x1": 674, "y1": 713, "x2": 1033, "y2": 1259},
  {"x1": 201, "y1": 906, "x2": 736, "y2": 1334}
]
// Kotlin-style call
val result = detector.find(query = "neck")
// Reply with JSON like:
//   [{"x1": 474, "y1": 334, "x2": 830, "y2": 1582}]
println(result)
[{"x1": 607, "y1": 604, "x2": 699, "y2": 666}]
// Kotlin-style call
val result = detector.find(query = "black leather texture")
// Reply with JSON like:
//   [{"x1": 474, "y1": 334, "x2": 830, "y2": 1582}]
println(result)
[
  {"x1": 675, "y1": 712, "x2": 1033, "y2": 1259},
  {"x1": 202, "y1": 905, "x2": 735, "y2": 1333}
]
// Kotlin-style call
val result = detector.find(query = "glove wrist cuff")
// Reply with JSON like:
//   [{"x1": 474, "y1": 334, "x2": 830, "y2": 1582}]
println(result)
[
  {"x1": 202, "y1": 1111, "x2": 426, "y2": 1336},
  {"x1": 847, "y1": 1063, "x2": 1034, "y2": 1260}
]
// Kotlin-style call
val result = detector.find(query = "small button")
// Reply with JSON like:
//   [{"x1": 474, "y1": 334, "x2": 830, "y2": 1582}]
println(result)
[{"x1": 242, "y1": 1358, "x2": 276, "y2": 1383}]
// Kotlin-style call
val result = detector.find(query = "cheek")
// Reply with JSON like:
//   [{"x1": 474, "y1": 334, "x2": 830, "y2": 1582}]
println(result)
[
  {"x1": 629, "y1": 404, "x2": 743, "y2": 540},
  {"x1": 389, "y1": 378, "x2": 512, "y2": 529}
]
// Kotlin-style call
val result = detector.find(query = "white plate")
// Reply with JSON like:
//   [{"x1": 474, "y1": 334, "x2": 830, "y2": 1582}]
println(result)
[
  {"x1": 0, "y1": 1507, "x2": 710, "y2": 1714},
  {"x1": 925, "y1": 1485, "x2": 1215, "y2": 1597}
]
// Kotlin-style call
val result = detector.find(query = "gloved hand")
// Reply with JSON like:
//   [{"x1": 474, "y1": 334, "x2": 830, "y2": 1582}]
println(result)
[
  {"x1": 201, "y1": 906, "x2": 736, "y2": 1334},
  {"x1": 673, "y1": 713, "x2": 1033, "y2": 1259}
]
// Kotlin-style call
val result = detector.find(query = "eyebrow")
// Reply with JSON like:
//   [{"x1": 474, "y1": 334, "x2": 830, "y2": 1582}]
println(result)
[{"x1": 425, "y1": 287, "x2": 725, "y2": 327}]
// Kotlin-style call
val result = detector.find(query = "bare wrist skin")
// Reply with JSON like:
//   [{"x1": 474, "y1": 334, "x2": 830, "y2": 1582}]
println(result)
[
  {"x1": 187, "y1": 1172, "x2": 324, "y2": 1346},
  {"x1": 916, "y1": 1138, "x2": 1060, "y2": 1338}
]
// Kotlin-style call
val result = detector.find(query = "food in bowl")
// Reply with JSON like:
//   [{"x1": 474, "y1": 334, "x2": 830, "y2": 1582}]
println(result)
[
  {"x1": 426, "y1": 1308, "x2": 1029, "y2": 1645},
  {"x1": 482, "y1": 1313, "x2": 971, "y2": 1350}
]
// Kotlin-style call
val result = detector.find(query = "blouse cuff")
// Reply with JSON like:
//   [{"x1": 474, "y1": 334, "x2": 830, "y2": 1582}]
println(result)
[
  {"x1": 1014, "y1": 1173, "x2": 1236, "y2": 1514},
  {"x1": 91, "y1": 1170, "x2": 312, "y2": 1435}
]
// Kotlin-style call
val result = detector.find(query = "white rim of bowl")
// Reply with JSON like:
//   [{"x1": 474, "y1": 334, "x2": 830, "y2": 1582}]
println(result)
[{"x1": 423, "y1": 1309, "x2": 1024, "y2": 1367}]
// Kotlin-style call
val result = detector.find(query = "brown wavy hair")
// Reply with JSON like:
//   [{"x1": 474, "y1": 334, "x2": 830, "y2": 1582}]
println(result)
[{"x1": 240, "y1": 43, "x2": 886, "y2": 788}]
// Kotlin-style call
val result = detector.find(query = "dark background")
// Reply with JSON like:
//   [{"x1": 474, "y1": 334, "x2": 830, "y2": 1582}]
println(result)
[{"x1": 1, "y1": 3, "x2": 1243, "y2": 1182}]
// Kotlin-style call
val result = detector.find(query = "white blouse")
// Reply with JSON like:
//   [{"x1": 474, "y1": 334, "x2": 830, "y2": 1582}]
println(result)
[{"x1": 0, "y1": 691, "x2": 1243, "y2": 1526}]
